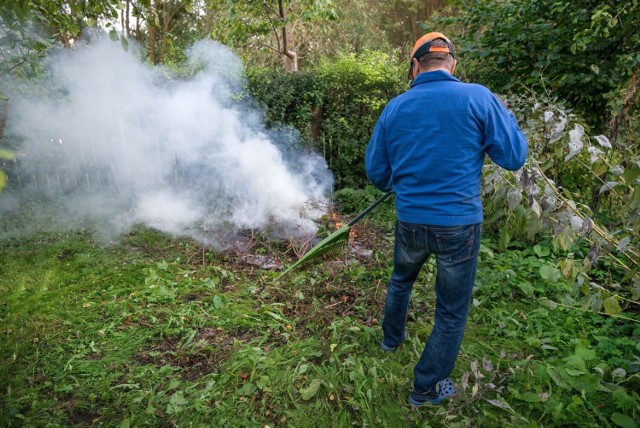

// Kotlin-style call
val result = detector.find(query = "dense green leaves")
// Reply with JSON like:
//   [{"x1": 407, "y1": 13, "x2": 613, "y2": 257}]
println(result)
[
  {"x1": 452, "y1": 0, "x2": 640, "y2": 129},
  {"x1": 246, "y1": 51, "x2": 405, "y2": 188},
  {"x1": 205, "y1": 0, "x2": 338, "y2": 68}
]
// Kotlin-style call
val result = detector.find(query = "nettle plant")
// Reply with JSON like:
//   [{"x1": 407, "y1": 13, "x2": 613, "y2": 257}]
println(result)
[{"x1": 482, "y1": 94, "x2": 640, "y2": 314}]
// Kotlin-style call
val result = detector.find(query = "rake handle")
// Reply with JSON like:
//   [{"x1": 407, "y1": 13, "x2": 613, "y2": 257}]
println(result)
[{"x1": 347, "y1": 191, "x2": 394, "y2": 227}]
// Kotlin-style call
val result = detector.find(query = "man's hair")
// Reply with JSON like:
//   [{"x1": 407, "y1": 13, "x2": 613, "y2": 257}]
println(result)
[{"x1": 418, "y1": 39, "x2": 455, "y2": 70}]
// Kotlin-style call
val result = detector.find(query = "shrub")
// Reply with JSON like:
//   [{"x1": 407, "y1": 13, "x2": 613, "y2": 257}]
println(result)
[{"x1": 245, "y1": 51, "x2": 406, "y2": 189}]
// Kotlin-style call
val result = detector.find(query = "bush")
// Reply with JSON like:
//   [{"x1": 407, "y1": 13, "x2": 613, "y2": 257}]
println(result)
[{"x1": 245, "y1": 52, "x2": 406, "y2": 189}]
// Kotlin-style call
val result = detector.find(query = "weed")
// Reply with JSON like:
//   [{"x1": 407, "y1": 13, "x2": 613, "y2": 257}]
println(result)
[{"x1": 1, "y1": 222, "x2": 638, "y2": 426}]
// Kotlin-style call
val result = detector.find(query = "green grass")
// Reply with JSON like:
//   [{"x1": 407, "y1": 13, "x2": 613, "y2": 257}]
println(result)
[{"x1": 1, "y1": 221, "x2": 639, "y2": 427}]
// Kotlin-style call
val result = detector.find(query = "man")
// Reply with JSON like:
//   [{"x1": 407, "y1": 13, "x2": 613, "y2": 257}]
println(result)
[{"x1": 365, "y1": 32, "x2": 527, "y2": 407}]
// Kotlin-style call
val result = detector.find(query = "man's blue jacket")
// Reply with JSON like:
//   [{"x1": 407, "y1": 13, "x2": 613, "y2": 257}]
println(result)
[{"x1": 365, "y1": 70, "x2": 528, "y2": 226}]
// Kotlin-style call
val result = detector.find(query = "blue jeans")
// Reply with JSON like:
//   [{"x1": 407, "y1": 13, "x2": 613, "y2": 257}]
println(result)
[{"x1": 382, "y1": 221, "x2": 481, "y2": 397}]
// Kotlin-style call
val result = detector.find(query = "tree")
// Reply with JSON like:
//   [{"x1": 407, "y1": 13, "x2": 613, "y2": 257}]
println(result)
[
  {"x1": 0, "y1": 0, "x2": 124, "y2": 191},
  {"x1": 203, "y1": 0, "x2": 337, "y2": 70},
  {"x1": 123, "y1": 0, "x2": 198, "y2": 64},
  {"x1": 453, "y1": 0, "x2": 640, "y2": 133}
]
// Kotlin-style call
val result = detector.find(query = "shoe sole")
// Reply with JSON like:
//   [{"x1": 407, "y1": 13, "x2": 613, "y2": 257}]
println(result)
[{"x1": 407, "y1": 396, "x2": 444, "y2": 407}]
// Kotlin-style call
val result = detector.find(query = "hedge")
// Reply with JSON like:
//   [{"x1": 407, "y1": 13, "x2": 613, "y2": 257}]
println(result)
[{"x1": 245, "y1": 52, "x2": 406, "y2": 189}]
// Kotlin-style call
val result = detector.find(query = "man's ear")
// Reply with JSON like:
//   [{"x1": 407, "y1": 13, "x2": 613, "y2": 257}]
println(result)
[
  {"x1": 450, "y1": 59, "x2": 457, "y2": 75},
  {"x1": 411, "y1": 58, "x2": 420, "y2": 79}
]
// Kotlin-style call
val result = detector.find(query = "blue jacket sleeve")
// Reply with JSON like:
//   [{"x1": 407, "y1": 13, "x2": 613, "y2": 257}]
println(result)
[
  {"x1": 482, "y1": 95, "x2": 528, "y2": 171},
  {"x1": 365, "y1": 113, "x2": 393, "y2": 192}
]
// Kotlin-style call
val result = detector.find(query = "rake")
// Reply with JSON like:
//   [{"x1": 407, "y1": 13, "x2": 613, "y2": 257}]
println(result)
[{"x1": 277, "y1": 191, "x2": 393, "y2": 279}]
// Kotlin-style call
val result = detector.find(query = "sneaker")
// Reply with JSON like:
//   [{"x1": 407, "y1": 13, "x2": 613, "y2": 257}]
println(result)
[
  {"x1": 380, "y1": 341, "x2": 399, "y2": 352},
  {"x1": 380, "y1": 332, "x2": 407, "y2": 352},
  {"x1": 408, "y1": 378, "x2": 456, "y2": 407}
]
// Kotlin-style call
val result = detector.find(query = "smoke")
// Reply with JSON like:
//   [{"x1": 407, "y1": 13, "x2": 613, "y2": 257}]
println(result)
[{"x1": 0, "y1": 36, "x2": 333, "y2": 245}]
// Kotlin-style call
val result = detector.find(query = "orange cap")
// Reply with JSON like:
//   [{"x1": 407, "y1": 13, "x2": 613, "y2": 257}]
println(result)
[{"x1": 408, "y1": 32, "x2": 455, "y2": 79}]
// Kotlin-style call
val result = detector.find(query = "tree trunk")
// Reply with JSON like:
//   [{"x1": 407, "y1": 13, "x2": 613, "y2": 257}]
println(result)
[
  {"x1": 148, "y1": 1, "x2": 158, "y2": 63},
  {"x1": 160, "y1": 1, "x2": 169, "y2": 63},
  {"x1": 125, "y1": 0, "x2": 131, "y2": 38},
  {"x1": 278, "y1": 0, "x2": 298, "y2": 72}
]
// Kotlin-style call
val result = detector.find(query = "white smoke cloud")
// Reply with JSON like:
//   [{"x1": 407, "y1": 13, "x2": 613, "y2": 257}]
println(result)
[{"x1": 0, "y1": 36, "x2": 333, "y2": 245}]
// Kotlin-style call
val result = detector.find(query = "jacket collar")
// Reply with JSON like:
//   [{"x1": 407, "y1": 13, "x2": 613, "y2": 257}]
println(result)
[{"x1": 410, "y1": 70, "x2": 459, "y2": 88}]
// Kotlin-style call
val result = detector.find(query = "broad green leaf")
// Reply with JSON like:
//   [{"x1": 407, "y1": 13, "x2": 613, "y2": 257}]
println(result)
[
  {"x1": 547, "y1": 366, "x2": 569, "y2": 388},
  {"x1": 237, "y1": 382, "x2": 257, "y2": 396},
  {"x1": 592, "y1": 161, "x2": 608, "y2": 177},
  {"x1": 603, "y1": 296, "x2": 622, "y2": 315},
  {"x1": 565, "y1": 355, "x2": 587, "y2": 373},
  {"x1": 553, "y1": 228, "x2": 575, "y2": 252},
  {"x1": 586, "y1": 292, "x2": 604, "y2": 313},
  {"x1": 559, "y1": 259, "x2": 576, "y2": 278},
  {"x1": 611, "y1": 412, "x2": 639, "y2": 428},
  {"x1": 575, "y1": 344, "x2": 596, "y2": 361},
  {"x1": 212, "y1": 295, "x2": 224, "y2": 309},
  {"x1": 519, "y1": 391, "x2": 542, "y2": 402},
  {"x1": 169, "y1": 391, "x2": 188, "y2": 407},
  {"x1": 517, "y1": 281, "x2": 534, "y2": 297},
  {"x1": 300, "y1": 379, "x2": 323, "y2": 400},
  {"x1": 120, "y1": 36, "x2": 128, "y2": 51},
  {"x1": 109, "y1": 29, "x2": 118, "y2": 41},
  {"x1": 256, "y1": 375, "x2": 271, "y2": 392},
  {"x1": 563, "y1": 372, "x2": 601, "y2": 394},
  {"x1": 479, "y1": 244, "x2": 494, "y2": 258},
  {"x1": 534, "y1": 244, "x2": 550, "y2": 257},
  {"x1": 540, "y1": 265, "x2": 561, "y2": 283},
  {"x1": 622, "y1": 167, "x2": 640, "y2": 183}
]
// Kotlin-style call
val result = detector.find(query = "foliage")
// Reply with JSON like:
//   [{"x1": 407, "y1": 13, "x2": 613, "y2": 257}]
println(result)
[
  {"x1": 0, "y1": 218, "x2": 637, "y2": 426},
  {"x1": 125, "y1": 0, "x2": 202, "y2": 65},
  {"x1": 449, "y1": 0, "x2": 640, "y2": 129},
  {"x1": 204, "y1": 0, "x2": 338, "y2": 69},
  {"x1": 0, "y1": 0, "x2": 121, "y2": 50},
  {"x1": 246, "y1": 51, "x2": 406, "y2": 188},
  {"x1": 481, "y1": 92, "x2": 640, "y2": 308},
  {"x1": 0, "y1": 2, "x2": 51, "y2": 79},
  {"x1": 203, "y1": 0, "x2": 446, "y2": 69}
]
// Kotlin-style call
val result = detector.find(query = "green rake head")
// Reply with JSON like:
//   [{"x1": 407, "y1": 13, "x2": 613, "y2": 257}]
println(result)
[
  {"x1": 276, "y1": 191, "x2": 393, "y2": 280},
  {"x1": 276, "y1": 223, "x2": 351, "y2": 279}
]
